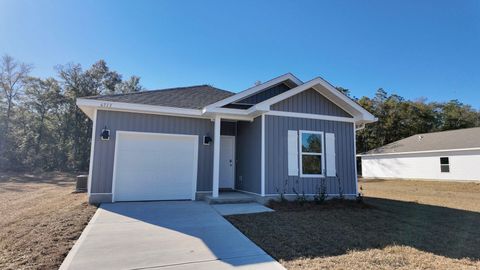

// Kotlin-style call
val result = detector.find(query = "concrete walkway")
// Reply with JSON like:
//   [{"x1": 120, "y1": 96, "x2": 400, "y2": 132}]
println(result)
[{"x1": 60, "y1": 201, "x2": 284, "y2": 270}]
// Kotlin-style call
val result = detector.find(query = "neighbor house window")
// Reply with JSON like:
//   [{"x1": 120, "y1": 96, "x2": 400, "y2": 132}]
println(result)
[
  {"x1": 440, "y1": 157, "x2": 450, "y2": 173},
  {"x1": 299, "y1": 131, "x2": 324, "y2": 177}
]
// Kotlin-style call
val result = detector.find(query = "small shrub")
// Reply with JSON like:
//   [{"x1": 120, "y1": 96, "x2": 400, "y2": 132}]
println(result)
[
  {"x1": 337, "y1": 175, "x2": 344, "y2": 200},
  {"x1": 314, "y1": 178, "x2": 327, "y2": 204},
  {"x1": 275, "y1": 179, "x2": 289, "y2": 202},
  {"x1": 293, "y1": 179, "x2": 307, "y2": 206}
]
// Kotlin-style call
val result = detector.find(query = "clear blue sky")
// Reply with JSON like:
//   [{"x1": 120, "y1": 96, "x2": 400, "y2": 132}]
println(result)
[{"x1": 1, "y1": 0, "x2": 479, "y2": 108}]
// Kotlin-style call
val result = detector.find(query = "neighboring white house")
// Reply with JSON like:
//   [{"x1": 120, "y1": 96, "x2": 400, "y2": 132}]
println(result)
[{"x1": 359, "y1": 127, "x2": 480, "y2": 181}]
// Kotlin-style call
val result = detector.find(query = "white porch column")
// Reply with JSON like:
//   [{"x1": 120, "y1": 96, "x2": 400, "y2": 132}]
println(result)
[{"x1": 212, "y1": 115, "x2": 221, "y2": 197}]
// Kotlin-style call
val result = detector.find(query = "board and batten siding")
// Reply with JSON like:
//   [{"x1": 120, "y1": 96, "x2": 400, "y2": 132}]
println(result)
[
  {"x1": 265, "y1": 115, "x2": 357, "y2": 195},
  {"x1": 91, "y1": 110, "x2": 215, "y2": 194},
  {"x1": 271, "y1": 88, "x2": 353, "y2": 118},
  {"x1": 235, "y1": 117, "x2": 262, "y2": 194},
  {"x1": 362, "y1": 150, "x2": 480, "y2": 181}
]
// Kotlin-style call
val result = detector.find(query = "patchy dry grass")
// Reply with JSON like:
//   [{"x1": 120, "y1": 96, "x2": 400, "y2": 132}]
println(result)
[
  {"x1": 227, "y1": 179, "x2": 480, "y2": 270},
  {"x1": 359, "y1": 178, "x2": 480, "y2": 212},
  {"x1": 0, "y1": 172, "x2": 97, "y2": 270}
]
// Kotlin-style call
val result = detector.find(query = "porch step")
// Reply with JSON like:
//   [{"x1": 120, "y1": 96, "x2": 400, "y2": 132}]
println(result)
[{"x1": 204, "y1": 192, "x2": 256, "y2": 204}]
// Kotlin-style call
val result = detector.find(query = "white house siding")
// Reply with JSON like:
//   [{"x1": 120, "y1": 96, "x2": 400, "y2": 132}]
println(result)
[{"x1": 361, "y1": 150, "x2": 480, "y2": 181}]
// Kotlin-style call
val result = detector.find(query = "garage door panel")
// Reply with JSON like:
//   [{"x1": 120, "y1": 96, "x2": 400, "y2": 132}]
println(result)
[{"x1": 113, "y1": 132, "x2": 198, "y2": 202}]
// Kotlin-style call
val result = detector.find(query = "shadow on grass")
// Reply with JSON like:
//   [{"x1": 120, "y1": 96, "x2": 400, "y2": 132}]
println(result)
[
  {"x1": 226, "y1": 197, "x2": 480, "y2": 261},
  {"x1": 0, "y1": 172, "x2": 79, "y2": 189}
]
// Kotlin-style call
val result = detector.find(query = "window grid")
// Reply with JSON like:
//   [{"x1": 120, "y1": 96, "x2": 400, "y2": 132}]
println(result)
[{"x1": 299, "y1": 130, "x2": 325, "y2": 178}]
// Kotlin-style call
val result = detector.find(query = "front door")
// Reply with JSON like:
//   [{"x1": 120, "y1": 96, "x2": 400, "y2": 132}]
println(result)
[{"x1": 219, "y1": 136, "x2": 235, "y2": 189}]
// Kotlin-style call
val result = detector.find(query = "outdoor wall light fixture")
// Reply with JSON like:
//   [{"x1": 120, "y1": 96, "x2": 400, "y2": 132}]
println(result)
[
  {"x1": 100, "y1": 126, "x2": 110, "y2": 141},
  {"x1": 203, "y1": 135, "x2": 212, "y2": 145}
]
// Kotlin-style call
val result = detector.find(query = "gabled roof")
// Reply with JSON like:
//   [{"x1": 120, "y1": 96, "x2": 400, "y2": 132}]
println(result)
[
  {"x1": 361, "y1": 127, "x2": 480, "y2": 156},
  {"x1": 204, "y1": 73, "x2": 303, "y2": 110},
  {"x1": 245, "y1": 77, "x2": 376, "y2": 123},
  {"x1": 84, "y1": 85, "x2": 234, "y2": 109},
  {"x1": 76, "y1": 73, "x2": 377, "y2": 124}
]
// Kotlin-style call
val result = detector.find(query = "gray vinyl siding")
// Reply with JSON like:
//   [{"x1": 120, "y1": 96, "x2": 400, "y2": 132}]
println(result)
[
  {"x1": 91, "y1": 110, "x2": 214, "y2": 193},
  {"x1": 271, "y1": 88, "x2": 353, "y2": 118},
  {"x1": 235, "y1": 117, "x2": 262, "y2": 193},
  {"x1": 236, "y1": 83, "x2": 292, "y2": 105},
  {"x1": 265, "y1": 115, "x2": 356, "y2": 195},
  {"x1": 221, "y1": 121, "x2": 237, "y2": 136}
]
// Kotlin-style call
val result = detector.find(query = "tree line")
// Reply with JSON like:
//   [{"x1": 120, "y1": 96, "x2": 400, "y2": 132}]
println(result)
[
  {"x1": 0, "y1": 55, "x2": 142, "y2": 172},
  {"x1": 352, "y1": 89, "x2": 480, "y2": 153},
  {"x1": 1, "y1": 54, "x2": 479, "y2": 172}
]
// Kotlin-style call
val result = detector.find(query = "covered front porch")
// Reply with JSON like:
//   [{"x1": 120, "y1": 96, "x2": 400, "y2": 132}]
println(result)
[{"x1": 209, "y1": 115, "x2": 263, "y2": 200}]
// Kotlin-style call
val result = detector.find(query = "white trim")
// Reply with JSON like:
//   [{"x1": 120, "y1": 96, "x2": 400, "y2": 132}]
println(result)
[
  {"x1": 77, "y1": 98, "x2": 204, "y2": 119},
  {"x1": 325, "y1": 133, "x2": 336, "y2": 177},
  {"x1": 79, "y1": 99, "x2": 255, "y2": 122},
  {"x1": 111, "y1": 130, "x2": 199, "y2": 202},
  {"x1": 87, "y1": 109, "x2": 97, "y2": 196},
  {"x1": 261, "y1": 114, "x2": 266, "y2": 196},
  {"x1": 287, "y1": 130, "x2": 299, "y2": 176},
  {"x1": 266, "y1": 111, "x2": 356, "y2": 123},
  {"x1": 204, "y1": 73, "x2": 303, "y2": 111},
  {"x1": 111, "y1": 131, "x2": 120, "y2": 202},
  {"x1": 299, "y1": 130, "x2": 325, "y2": 178},
  {"x1": 353, "y1": 123, "x2": 359, "y2": 195},
  {"x1": 206, "y1": 109, "x2": 255, "y2": 121},
  {"x1": 212, "y1": 116, "x2": 221, "y2": 198},
  {"x1": 251, "y1": 77, "x2": 376, "y2": 122},
  {"x1": 358, "y1": 147, "x2": 480, "y2": 157},
  {"x1": 206, "y1": 107, "x2": 251, "y2": 115}
]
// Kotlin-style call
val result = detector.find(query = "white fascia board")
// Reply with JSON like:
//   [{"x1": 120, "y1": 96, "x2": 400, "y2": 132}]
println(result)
[
  {"x1": 203, "y1": 73, "x2": 303, "y2": 111},
  {"x1": 313, "y1": 77, "x2": 376, "y2": 122},
  {"x1": 358, "y1": 147, "x2": 480, "y2": 157},
  {"x1": 77, "y1": 98, "x2": 256, "y2": 121},
  {"x1": 76, "y1": 98, "x2": 204, "y2": 118},
  {"x1": 252, "y1": 77, "x2": 376, "y2": 123},
  {"x1": 211, "y1": 113, "x2": 254, "y2": 122},
  {"x1": 266, "y1": 111, "x2": 356, "y2": 123},
  {"x1": 205, "y1": 107, "x2": 250, "y2": 115}
]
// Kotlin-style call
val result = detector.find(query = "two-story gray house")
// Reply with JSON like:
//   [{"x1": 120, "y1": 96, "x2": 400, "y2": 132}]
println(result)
[{"x1": 77, "y1": 73, "x2": 376, "y2": 204}]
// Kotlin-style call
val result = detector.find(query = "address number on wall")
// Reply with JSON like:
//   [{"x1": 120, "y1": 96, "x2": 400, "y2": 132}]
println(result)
[{"x1": 100, "y1": 103, "x2": 113, "y2": 108}]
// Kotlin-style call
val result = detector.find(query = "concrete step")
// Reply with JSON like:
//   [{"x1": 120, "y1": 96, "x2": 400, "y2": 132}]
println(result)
[{"x1": 204, "y1": 192, "x2": 256, "y2": 204}]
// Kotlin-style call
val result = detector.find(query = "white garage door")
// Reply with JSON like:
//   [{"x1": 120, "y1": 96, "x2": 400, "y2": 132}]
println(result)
[{"x1": 113, "y1": 131, "x2": 198, "y2": 202}]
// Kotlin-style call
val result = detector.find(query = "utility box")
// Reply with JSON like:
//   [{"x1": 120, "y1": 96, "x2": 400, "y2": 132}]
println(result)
[{"x1": 76, "y1": 175, "x2": 88, "y2": 192}]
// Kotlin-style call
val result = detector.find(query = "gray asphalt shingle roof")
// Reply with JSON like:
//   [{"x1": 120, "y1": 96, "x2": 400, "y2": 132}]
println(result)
[
  {"x1": 364, "y1": 127, "x2": 480, "y2": 155},
  {"x1": 84, "y1": 85, "x2": 235, "y2": 109}
]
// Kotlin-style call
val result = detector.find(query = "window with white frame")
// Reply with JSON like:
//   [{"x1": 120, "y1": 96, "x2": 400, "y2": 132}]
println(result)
[
  {"x1": 440, "y1": 157, "x2": 450, "y2": 173},
  {"x1": 299, "y1": 131, "x2": 324, "y2": 177}
]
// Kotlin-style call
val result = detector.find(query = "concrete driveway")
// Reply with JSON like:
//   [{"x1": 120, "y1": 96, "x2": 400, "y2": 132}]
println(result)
[{"x1": 60, "y1": 201, "x2": 284, "y2": 270}]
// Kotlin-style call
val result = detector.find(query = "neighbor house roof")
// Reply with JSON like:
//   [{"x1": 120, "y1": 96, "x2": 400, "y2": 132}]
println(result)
[
  {"x1": 362, "y1": 127, "x2": 480, "y2": 156},
  {"x1": 84, "y1": 85, "x2": 235, "y2": 109}
]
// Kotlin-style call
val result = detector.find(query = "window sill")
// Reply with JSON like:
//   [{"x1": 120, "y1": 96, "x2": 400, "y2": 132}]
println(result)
[{"x1": 299, "y1": 174, "x2": 325, "y2": 178}]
